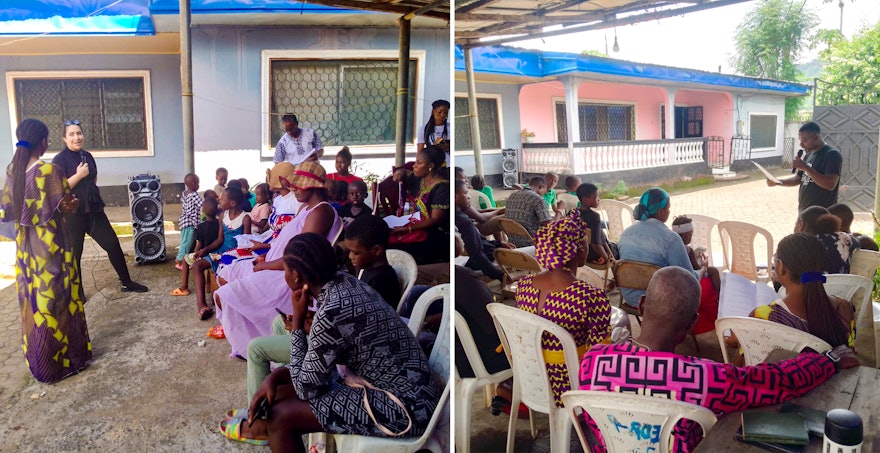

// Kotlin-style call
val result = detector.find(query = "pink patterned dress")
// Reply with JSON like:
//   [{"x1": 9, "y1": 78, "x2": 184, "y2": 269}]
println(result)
[{"x1": 579, "y1": 342, "x2": 837, "y2": 452}]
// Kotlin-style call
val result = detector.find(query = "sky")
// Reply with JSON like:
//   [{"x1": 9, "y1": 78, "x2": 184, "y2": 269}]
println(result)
[{"x1": 513, "y1": 0, "x2": 880, "y2": 74}]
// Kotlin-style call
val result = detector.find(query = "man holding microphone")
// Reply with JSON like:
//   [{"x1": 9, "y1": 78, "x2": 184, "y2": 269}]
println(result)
[{"x1": 767, "y1": 121, "x2": 842, "y2": 212}]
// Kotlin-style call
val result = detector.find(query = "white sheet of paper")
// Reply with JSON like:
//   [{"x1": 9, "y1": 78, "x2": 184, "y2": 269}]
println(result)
[
  {"x1": 752, "y1": 161, "x2": 782, "y2": 184},
  {"x1": 383, "y1": 212, "x2": 420, "y2": 228},
  {"x1": 718, "y1": 272, "x2": 778, "y2": 318}
]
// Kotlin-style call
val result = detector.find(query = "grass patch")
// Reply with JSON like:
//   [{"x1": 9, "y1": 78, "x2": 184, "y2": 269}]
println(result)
[{"x1": 600, "y1": 176, "x2": 715, "y2": 199}]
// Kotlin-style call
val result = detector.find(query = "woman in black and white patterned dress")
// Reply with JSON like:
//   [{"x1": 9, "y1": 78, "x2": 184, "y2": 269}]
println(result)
[{"x1": 221, "y1": 233, "x2": 440, "y2": 451}]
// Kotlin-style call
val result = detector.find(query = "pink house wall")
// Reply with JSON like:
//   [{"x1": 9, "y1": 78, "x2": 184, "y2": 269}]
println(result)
[{"x1": 519, "y1": 81, "x2": 733, "y2": 144}]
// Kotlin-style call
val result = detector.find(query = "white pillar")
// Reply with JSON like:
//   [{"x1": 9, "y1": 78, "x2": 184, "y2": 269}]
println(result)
[
  {"x1": 563, "y1": 77, "x2": 581, "y2": 147},
  {"x1": 665, "y1": 88, "x2": 677, "y2": 165}
]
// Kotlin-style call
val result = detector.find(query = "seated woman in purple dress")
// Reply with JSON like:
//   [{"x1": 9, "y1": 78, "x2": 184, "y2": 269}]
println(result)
[{"x1": 213, "y1": 161, "x2": 341, "y2": 358}]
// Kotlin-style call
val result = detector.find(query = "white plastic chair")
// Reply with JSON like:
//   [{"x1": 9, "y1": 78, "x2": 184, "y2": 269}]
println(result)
[
  {"x1": 774, "y1": 274, "x2": 872, "y2": 331},
  {"x1": 454, "y1": 311, "x2": 514, "y2": 453},
  {"x1": 487, "y1": 303, "x2": 579, "y2": 453},
  {"x1": 561, "y1": 390, "x2": 717, "y2": 453},
  {"x1": 467, "y1": 189, "x2": 492, "y2": 210},
  {"x1": 850, "y1": 249, "x2": 880, "y2": 280},
  {"x1": 333, "y1": 284, "x2": 451, "y2": 453},
  {"x1": 556, "y1": 192, "x2": 580, "y2": 212},
  {"x1": 386, "y1": 249, "x2": 418, "y2": 315},
  {"x1": 599, "y1": 199, "x2": 633, "y2": 243},
  {"x1": 715, "y1": 317, "x2": 831, "y2": 366},
  {"x1": 687, "y1": 214, "x2": 722, "y2": 268},
  {"x1": 717, "y1": 220, "x2": 773, "y2": 282}
]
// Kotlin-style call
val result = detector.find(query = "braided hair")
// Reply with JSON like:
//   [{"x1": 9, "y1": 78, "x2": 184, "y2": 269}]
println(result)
[
  {"x1": 10, "y1": 119, "x2": 50, "y2": 220},
  {"x1": 777, "y1": 233, "x2": 850, "y2": 347},
  {"x1": 282, "y1": 232, "x2": 337, "y2": 287},
  {"x1": 422, "y1": 99, "x2": 449, "y2": 146}
]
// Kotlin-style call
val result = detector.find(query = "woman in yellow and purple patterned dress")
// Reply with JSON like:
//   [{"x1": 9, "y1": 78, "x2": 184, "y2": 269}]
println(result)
[
  {"x1": 2, "y1": 119, "x2": 91, "y2": 383},
  {"x1": 515, "y1": 211, "x2": 611, "y2": 406}
]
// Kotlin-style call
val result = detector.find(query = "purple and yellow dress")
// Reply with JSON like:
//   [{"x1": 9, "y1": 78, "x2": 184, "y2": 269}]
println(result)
[
  {"x1": 515, "y1": 276, "x2": 611, "y2": 406},
  {"x1": 753, "y1": 299, "x2": 855, "y2": 347},
  {"x1": 2, "y1": 161, "x2": 91, "y2": 383}
]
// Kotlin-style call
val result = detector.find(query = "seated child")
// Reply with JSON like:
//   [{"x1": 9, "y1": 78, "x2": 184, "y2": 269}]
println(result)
[
  {"x1": 543, "y1": 171, "x2": 561, "y2": 215},
  {"x1": 238, "y1": 177, "x2": 257, "y2": 209},
  {"x1": 344, "y1": 214, "x2": 401, "y2": 308},
  {"x1": 327, "y1": 146, "x2": 362, "y2": 184},
  {"x1": 191, "y1": 187, "x2": 251, "y2": 320},
  {"x1": 176, "y1": 173, "x2": 202, "y2": 272},
  {"x1": 339, "y1": 179, "x2": 372, "y2": 225},
  {"x1": 329, "y1": 179, "x2": 349, "y2": 212},
  {"x1": 227, "y1": 179, "x2": 252, "y2": 212},
  {"x1": 249, "y1": 183, "x2": 272, "y2": 234},
  {"x1": 576, "y1": 183, "x2": 611, "y2": 265},
  {"x1": 565, "y1": 175, "x2": 581, "y2": 208},
  {"x1": 201, "y1": 190, "x2": 219, "y2": 221},
  {"x1": 470, "y1": 174, "x2": 497, "y2": 209},
  {"x1": 672, "y1": 215, "x2": 720, "y2": 335},
  {"x1": 213, "y1": 167, "x2": 228, "y2": 195},
  {"x1": 172, "y1": 196, "x2": 219, "y2": 299}
]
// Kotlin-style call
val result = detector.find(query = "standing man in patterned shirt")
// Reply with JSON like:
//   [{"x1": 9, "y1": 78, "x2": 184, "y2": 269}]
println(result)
[
  {"x1": 273, "y1": 114, "x2": 324, "y2": 165},
  {"x1": 504, "y1": 176, "x2": 553, "y2": 247}
]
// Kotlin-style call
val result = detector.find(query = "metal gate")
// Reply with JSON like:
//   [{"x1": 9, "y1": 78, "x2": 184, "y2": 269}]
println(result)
[
  {"x1": 705, "y1": 136, "x2": 727, "y2": 169},
  {"x1": 731, "y1": 136, "x2": 751, "y2": 161},
  {"x1": 813, "y1": 79, "x2": 880, "y2": 212}
]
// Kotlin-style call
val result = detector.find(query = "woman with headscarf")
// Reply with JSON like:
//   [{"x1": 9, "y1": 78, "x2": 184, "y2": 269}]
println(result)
[
  {"x1": 515, "y1": 211, "x2": 611, "y2": 407},
  {"x1": 617, "y1": 187, "x2": 695, "y2": 308},
  {"x1": 213, "y1": 161, "x2": 342, "y2": 358},
  {"x1": 2, "y1": 119, "x2": 91, "y2": 383}
]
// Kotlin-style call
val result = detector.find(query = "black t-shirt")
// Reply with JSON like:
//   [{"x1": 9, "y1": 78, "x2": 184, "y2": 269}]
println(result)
[
  {"x1": 454, "y1": 209, "x2": 503, "y2": 281},
  {"x1": 195, "y1": 219, "x2": 220, "y2": 251},
  {"x1": 340, "y1": 202, "x2": 372, "y2": 219},
  {"x1": 578, "y1": 207, "x2": 608, "y2": 262},
  {"x1": 454, "y1": 266, "x2": 510, "y2": 378},
  {"x1": 51, "y1": 147, "x2": 103, "y2": 213},
  {"x1": 360, "y1": 264, "x2": 401, "y2": 309},
  {"x1": 798, "y1": 145, "x2": 842, "y2": 212}
]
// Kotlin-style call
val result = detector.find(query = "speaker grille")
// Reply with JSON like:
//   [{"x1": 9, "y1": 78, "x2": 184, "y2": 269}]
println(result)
[
  {"x1": 134, "y1": 231, "x2": 165, "y2": 262},
  {"x1": 132, "y1": 197, "x2": 161, "y2": 226}
]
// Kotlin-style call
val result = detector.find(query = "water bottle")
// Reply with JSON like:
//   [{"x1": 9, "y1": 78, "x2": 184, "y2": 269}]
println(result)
[{"x1": 823, "y1": 409, "x2": 862, "y2": 453}]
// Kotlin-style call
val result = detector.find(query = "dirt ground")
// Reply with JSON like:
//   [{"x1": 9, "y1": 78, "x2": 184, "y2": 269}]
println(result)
[{"x1": 0, "y1": 232, "x2": 261, "y2": 452}]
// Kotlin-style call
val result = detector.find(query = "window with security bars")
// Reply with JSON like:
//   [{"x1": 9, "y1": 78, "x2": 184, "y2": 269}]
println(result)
[
  {"x1": 270, "y1": 59, "x2": 416, "y2": 147},
  {"x1": 454, "y1": 97, "x2": 500, "y2": 151},
  {"x1": 12, "y1": 77, "x2": 148, "y2": 151},
  {"x1": 555, "y1": 101, "x2": 634, "y2": 142},
  {"x1": 661, "y1": 106, "x2": 703, "y2": 139}
]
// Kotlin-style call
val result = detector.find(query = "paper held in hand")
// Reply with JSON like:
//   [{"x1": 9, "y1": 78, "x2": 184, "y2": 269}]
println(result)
[{"x1": 752, "y1": 161, "x2": 782, "y2": 184}]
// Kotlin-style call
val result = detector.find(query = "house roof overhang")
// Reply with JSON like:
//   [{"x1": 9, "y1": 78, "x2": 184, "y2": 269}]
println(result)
[
  {"x1": 455, "y1": 0, "x2": 755, "y2": 45},
  {"x1": 454, "y1": 45, "x2": 811, "y2": 97}
]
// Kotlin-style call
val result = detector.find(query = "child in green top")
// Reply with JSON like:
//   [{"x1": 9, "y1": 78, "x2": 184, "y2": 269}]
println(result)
[
  {"x1": 543, "y1": 171, "x2": 561, "y2": 215},
  {"x1": 469, "y1": 174, "x2": 496, "y2": 209},
  {"x1": 565, "y1": 175, "x2": 581, "y2": 208}
]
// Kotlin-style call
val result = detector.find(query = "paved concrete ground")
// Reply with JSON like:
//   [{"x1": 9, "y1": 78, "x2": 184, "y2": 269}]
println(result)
[{"x1": 466, "y1": 169, "x2": 875, "y2": 453}]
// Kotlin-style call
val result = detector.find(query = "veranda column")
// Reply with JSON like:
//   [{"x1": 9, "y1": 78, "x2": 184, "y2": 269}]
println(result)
[
  {"x1": 563, "y1": 76, "x2": 581, "y2": 174},
  {"x1": 665, "y1": 88, "x2": 677, "y2": 165}
]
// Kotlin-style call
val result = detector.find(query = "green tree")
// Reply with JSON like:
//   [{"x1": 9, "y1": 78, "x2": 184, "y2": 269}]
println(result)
[
  {"x1": 819, "y1": 20, "x2": 880, "y2": 102},
  {"x1": 730, "y1": 0, "x2": 820, "y2": 119}
]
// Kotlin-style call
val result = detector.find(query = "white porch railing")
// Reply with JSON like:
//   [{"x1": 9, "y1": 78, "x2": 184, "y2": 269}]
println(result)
[{"x1": 521, "y1": 138, "x2": 706, "y2": 175}]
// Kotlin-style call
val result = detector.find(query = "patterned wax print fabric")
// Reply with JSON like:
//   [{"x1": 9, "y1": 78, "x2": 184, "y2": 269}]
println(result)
[
  {"x1": 288, "y1": 273, "x2": 441, "y2": 436},
  {"x1": 1, "y1": 162, "x2": 91, "y2": 383},
  {"x1": 819, "y1": 232, "x2": 859, "y2": 274},
  {"x1": 579, "y1": 342, "x2": 836, "y2": 453},
  {"x1": 504, "y1": 189, "x2": 553, "y2": 247},
  {"x1": 515, "y1": 276, "x2": 611, "y2": 407},
  {"x1": 753, "y1": 299, "x2": 855, "y2": 348}
]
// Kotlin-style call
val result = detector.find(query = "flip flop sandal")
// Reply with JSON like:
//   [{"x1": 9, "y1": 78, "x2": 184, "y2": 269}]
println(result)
[
  {"x1": 199, "y1": 307, "x2": 215, "y2": 321},
  {"x1": 171, "y1": 288, "x2": 190, "y2": 296},
  {"x1": 225, "y1": 407, "x2": 249, "y2": 420},
  {"x1": 219, "y1": 418, "x2": 268, "y2": 446},
  {"x1": 175, "y1": 263, "x2": 184, "y2": 270}
]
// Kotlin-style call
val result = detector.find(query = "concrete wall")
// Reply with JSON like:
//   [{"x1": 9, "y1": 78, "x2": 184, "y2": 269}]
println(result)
[
  {"x1": 192, "y1": 26, "x2": 451, "y2": 191},
  {"x1": 452, "y1": 79, "x2": 521, "y2": 178},
  {"x1": 734, "y1": 92, "x2": 787, "y2": 160},
  {"x1": 0, "y1": 53, "x2": 183, "y2": 201}
]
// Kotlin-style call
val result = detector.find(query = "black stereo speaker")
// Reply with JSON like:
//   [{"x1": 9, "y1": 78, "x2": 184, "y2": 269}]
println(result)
[
  {"x1": 128, "y1": 173, "x2": 166, "y2": 264},
  {"x1": 501, "y1": 148, "x2": 518, "y2": 189}
]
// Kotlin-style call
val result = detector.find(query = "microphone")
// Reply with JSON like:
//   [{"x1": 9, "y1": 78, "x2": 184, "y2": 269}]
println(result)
[
  {"x1": 792, "y1": 149, "x2": 803, "y2": 173},
  {"x1": 80, "y1": 152, "x2": 87, "y2": 164}
]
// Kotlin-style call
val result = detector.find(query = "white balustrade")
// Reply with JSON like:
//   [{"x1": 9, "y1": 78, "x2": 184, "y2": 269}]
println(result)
[{"x1": 521, "y1": 138, "x2": 705, "y2": 174}]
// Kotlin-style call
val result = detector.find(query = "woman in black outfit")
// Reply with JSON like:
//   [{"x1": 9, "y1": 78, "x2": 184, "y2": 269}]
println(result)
[{"x1": 51, "y1": 120, "x2": 148, "y2": 293}]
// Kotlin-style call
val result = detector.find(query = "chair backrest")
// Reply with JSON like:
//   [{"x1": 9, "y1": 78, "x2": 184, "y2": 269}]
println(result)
[
  {"x1": 850, "y1": 249, "x2": 880, "y2": 280},
  {"x1": 613, "y1": 260, "x2": 661, "y2": 292},
  {"x1": 497, "y1": 218, "x2": 534, "y2": 246},
  {"x1": 599, "y1": 199, "x2": 634, "y2": 243},
  {"x1": 687, "y1": 214, "x2": 721, "y2": 267},
  {"x1": 454, "y1": 311, "x2": 490, "y2": 380},
  {"x1": 557, "y1": 192, "x2": 580, "y2": 212},
  {"x1": 715, "y1": 317, "x2": 831, "y2": 366},
  {"x1": 717, "y1": 220, "x2": 774, "y2": 281},
  {"x1": 561, "y1": 390, "x2": 717, "y2": 453},
  {"x1": 467, "y1": 189, "x2": 492, "y2": 210},
  {"x1": 494, "y1": 248, "x2": 543, "y2": 287},
  {"x1": 385, "y1": 249, "x2": 418, "y2": 315},
  {"x1": 486, "y1": 303, "x2": 581, "y2": 415}
]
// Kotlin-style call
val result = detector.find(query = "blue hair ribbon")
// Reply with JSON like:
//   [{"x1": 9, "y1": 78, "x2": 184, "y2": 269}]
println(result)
[
  {"x1": 800, "y1": 272, "x2": 826, "y2": 284},
  {"x1": 15, "y1": 140, "x2": 30, "y2": 149}
]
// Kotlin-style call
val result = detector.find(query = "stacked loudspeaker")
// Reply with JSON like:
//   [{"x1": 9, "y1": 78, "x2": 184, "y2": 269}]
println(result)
[
  {"x1": 129, "y1": 173, "x2": 166, "y2": 263},
  {"x1": 501, "y1": 148, "x2": 518, "y2": 188}
]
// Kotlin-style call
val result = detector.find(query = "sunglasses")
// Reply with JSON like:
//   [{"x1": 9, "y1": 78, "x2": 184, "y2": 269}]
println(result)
[{"x1": 64, "y1": 119, "x2": 81, "y2": 126}]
